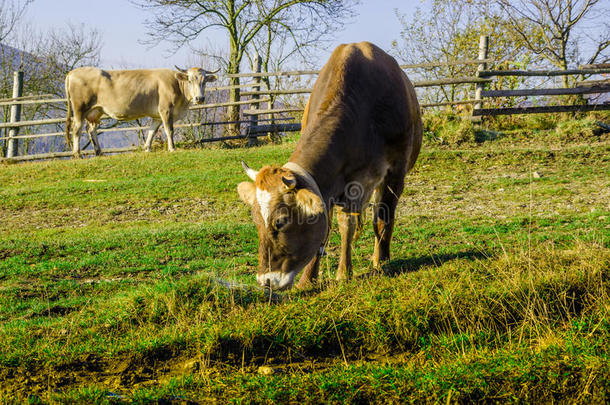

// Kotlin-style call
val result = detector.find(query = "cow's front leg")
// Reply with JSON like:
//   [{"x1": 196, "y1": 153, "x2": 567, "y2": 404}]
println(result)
[
  {"x1": 337, "y1": 209, "x2": 358, "y2": 281},
  {"x1": 160, "y1": 111, "x2": 175, "y2": 152},
  {"x1": 144, "y1": 120, "x2": 162, "y2": 152},
  {"x1": 297, "y1": 255, "x2": 320, "y2": 289}
]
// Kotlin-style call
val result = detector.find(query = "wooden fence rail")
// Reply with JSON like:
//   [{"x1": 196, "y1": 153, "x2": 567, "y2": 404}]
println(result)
[
  {"x1": 0, "y1": 97, "x2": 66, "y2": 107},
  {"x1": 0, "y1": 117, "x2": 64, "y2": 130},
  {"x1": 475, "y1": 77, "x2": 610, "y2": 117},
  {"x1": 225, "y1": 58, "x2": 495, "y2": 78},
  {"x1": 473, "y1": 104, "x2": 610, "y2": 117},
  {"x1": 481, "y1": 83, "x2": 610, "y2": 98},
  {"x1": 0, "y1": 116, "x2": 293, "y2": 141},
  {"x1": 478, "y1": 68, "x2": 610, "y2": 77},
  {"x1": 0, "y1": 83, "x2": 264, "y2": 107}
]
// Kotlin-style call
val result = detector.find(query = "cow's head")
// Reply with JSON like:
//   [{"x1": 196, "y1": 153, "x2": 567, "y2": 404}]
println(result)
[
  {"x1": 238, "y1": 162, "x2": 328, "y2": 290},
  {"x1": 175, "y1": 66, "x2": 219, "y2": 104}
]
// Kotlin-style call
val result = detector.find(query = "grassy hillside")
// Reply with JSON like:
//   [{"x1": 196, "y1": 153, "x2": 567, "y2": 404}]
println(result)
[{"x1": 0, "y1": 119, "x2": 609, "y2": 403}]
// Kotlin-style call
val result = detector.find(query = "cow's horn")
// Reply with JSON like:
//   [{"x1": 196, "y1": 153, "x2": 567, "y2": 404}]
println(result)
[
  {"x1": 282, "y1": 175, "x2": 297, "y2": 189},
  {"x1": 174, "y1": 65, "x2": 187, "y2": 73},
  {"x1": 242, "y1": 161, "x2": 258, "y2": 181},
  {"x1": 206, "y1": 68, "x2": 220, "y2": 74}
]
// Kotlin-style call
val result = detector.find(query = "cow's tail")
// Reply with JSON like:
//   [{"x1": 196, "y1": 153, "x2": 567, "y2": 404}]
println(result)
[{"x1": 64, "y1": 74, "x2": 72, "y2": 149}]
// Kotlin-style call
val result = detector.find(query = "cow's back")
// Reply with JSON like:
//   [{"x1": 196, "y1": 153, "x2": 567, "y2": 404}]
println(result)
[
  {"x1": 310, "y1": 44, "x2": 418, "y2": 122},
  {"x1": 295, "y1": 42, "x2": 422, "y2": 183}
]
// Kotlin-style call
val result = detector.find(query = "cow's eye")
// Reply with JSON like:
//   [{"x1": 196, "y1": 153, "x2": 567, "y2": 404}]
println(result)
[{"x1": 273, "y1": 217, "x2": 289, "y2": 231}]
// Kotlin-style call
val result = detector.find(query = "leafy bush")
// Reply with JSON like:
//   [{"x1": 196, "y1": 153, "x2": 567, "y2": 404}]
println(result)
[{"x1": 423, "y1": 112, "x2": 475, "y2": 145}]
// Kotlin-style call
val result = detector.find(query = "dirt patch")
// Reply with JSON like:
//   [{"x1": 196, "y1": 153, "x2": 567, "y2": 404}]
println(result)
[
  {"x1": 0, "y1": 348, "x2": 188, "y2": 400},
  {"x1": 24, "y1": 305, "x2": 75, "y2": 319},
  {"x1": 0, "y1": 344, "x2": 364, "y2": 402},
  {"x1": 0, "y1": 248, "x2": 22, "y2": 260},
  {"x1": 0, "y1": 197, "x2": 227, "y2": 234}
]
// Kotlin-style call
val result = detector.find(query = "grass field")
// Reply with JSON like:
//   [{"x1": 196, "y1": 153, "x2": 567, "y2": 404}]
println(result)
[{"x1": 0, "y1": 116, "x2": 609, "y2": 403}]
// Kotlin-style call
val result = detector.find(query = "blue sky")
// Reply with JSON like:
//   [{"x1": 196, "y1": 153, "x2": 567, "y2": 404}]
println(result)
[{"x1": 26, "y1": 0, "x2": 414, "y2": 69}]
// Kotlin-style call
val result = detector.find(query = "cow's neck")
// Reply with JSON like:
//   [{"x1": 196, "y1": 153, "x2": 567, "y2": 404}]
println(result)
[
  {"x1": 288, "y1": 118, "x2": 346, "y2": 205},
  {"x1": 177, "y1": 79, "x2": 190, "y2": 102}
]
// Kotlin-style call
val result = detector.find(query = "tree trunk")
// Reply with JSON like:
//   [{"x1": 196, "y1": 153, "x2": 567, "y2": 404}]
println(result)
[
  {"x1": 226, "y1": 35, "x2": 242, "y2": 136},
  {"x1": 227, "y1": 76, "x2": 241, "y2": 136}
]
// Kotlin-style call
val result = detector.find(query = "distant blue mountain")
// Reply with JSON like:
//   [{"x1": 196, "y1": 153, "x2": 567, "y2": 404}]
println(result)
[
  {"x1": 0, "y1": 42, "x2": 45, "y2": 87},
  {"x1": 0, "y1": 42, "x2": 26, "y2": 71}
]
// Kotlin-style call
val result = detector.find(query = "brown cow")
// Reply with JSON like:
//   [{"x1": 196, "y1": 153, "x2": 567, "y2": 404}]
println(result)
[
  {"x1": 64, "y1": 66, "x2": 218, "y2": 157},
  {"x1": 238, "y1": 42, "x2": 422, "y2": 290}
]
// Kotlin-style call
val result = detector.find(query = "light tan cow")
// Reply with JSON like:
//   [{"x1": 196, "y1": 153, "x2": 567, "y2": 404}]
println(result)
[
  {"x1": 238, "y1": 42, "x2": 422, "y2": 291},
  {"x1": 64, "y1": 66, "x2": 218, "y2": 157}
]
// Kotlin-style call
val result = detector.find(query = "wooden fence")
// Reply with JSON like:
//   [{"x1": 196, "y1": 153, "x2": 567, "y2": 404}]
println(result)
[
  {"x1": 474, "y1": 66, "x2": 610, "y2": 116},
  {"x1": 2, "y1": 36, "x2": 610, "y2": 162}
]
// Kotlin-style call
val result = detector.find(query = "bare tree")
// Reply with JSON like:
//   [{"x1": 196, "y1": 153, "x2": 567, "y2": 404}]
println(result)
[
  {"x1": 488, "y1": 0, "x2": 610, "y2": 86},
  {"x1": 0, "y1": 0, "x2": 32, "y2": 43},
  {"x1": 35, "y1": 23, "x2": 103, "y2": 96},
  {"x1": 0, "y1": 0, "x2": 32, "y2": 98},
  {"x1": 244, "y1": 4, "x2": 347, "y2": 136},
  {"x1": 393, "y1": 0, "x2": 531, "y2": 107},
  {"x1": 249, "y1": 2, "x2": 347, "y2": 70},
  {"x1": 394, "y1": 0, "x2": 609, "y2": 109},
  {"x1": 132, "y1": 0, "x2": 357, "y2": 135}
]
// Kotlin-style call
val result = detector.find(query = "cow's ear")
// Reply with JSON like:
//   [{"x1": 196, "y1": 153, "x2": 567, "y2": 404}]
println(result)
[
  {"x1": 238, "y1": 181, "x2": 257, "y2": 206},
  {"x1": 206, "y1": 74, "x2": 218, "y2": 83},
  {"x1": 175, "y1": 72, "x2": 188, "y2": 81},
  {"x1": 295, "y1": 188, "x2": 324, "y2": 216}
]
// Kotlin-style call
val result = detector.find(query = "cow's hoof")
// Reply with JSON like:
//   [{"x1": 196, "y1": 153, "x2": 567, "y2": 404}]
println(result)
[
  {"x1": 296, "y1": 277, "x2": 317, "y2": 290},
  {"x1": 372, "y1": 255, "x2": 390, "y2": 269},
  {"x1": 336, "y1": 273, "x2": 352, "y2": 282}
]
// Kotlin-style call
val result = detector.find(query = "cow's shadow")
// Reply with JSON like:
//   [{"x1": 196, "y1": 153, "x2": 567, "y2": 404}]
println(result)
[
  {"x1": 291, "y1": 249, "x2": 493, "y2": 298},
  {"x1": 357, "y1": 249, "x2": 492, "y2": 279}
]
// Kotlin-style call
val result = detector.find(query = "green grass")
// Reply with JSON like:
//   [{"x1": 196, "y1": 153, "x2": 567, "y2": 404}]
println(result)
[{"x1": 0, "y1": 116, "x2": 609, "y2": 403}]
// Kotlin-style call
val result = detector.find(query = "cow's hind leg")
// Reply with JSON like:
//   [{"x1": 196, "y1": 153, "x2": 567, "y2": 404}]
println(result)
[
  {"x1": 144, "y1": 119, "x2": 162, "y2": 152},
  {"x1": 70, "y1": 116, "x2": 83, "y2": 158},
  {"x1": 372, "y1": 168, "x2": 406, "y2": 268},
  {"x1": 336, "y1": 208, "x2": 359, "y2": 281},
  {"x1": 86, "y1": 121, "x2": 102, "y2": 156}
]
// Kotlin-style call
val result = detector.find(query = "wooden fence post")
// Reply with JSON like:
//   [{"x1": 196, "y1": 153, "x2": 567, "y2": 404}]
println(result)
[
  {"x1": 6, "y1": 71, "x2": 24, "y2": 158},
  {"x1": 248, "y1": 54, "x2": 262, "y2": 146},
  {"x1": 473, "y1": 35, "x2": 489, "y2": 121}
]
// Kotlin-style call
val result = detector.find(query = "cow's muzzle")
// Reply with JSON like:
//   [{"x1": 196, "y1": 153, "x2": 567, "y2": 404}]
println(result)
[
  {"x1": 193, "y1": 96, "x2": 205, "y2": 104},
  {"x1": 257, "y1": 271, "x2": 296, "y2": 291}
]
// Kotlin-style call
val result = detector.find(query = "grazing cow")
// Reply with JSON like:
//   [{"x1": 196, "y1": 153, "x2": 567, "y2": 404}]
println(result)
[
  {"x1": 238, "y1": 42, "x2": 422, "y2": 290},
  {"x1": 64, "y1": 66, "x2": 218, "y2": 157}
]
